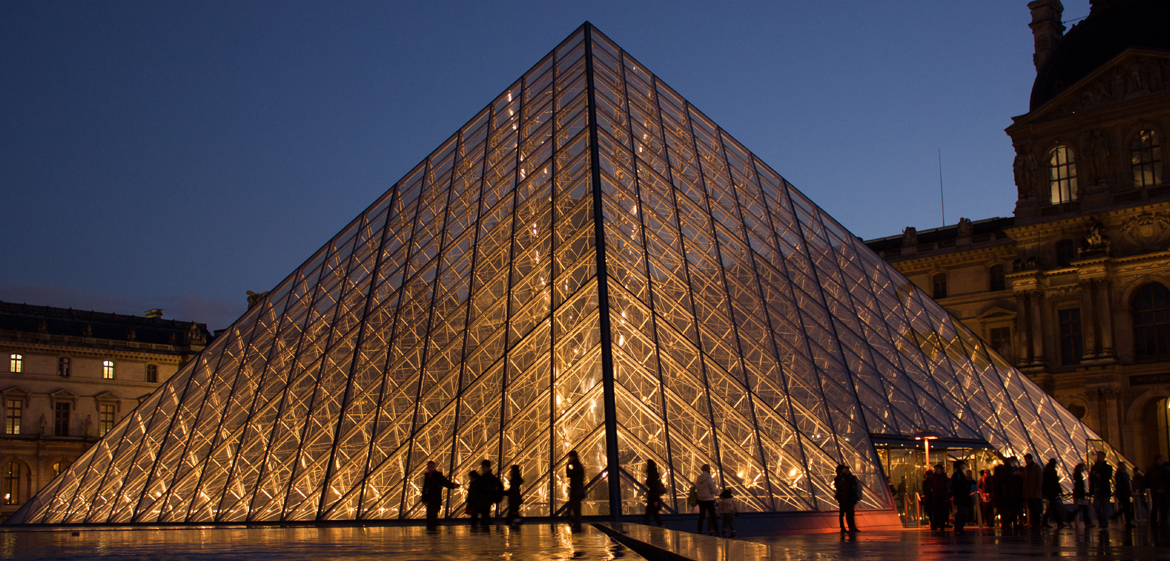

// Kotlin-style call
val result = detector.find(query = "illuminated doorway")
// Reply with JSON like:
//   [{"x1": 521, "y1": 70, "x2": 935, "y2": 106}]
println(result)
[{"x1": 873, "y1": 436, "x2": 997, "y2": 528}]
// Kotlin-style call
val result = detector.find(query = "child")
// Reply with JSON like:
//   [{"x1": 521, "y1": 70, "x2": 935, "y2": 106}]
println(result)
[{"x1": 717, "y1": 489, "x2": 738, "y2": 538}]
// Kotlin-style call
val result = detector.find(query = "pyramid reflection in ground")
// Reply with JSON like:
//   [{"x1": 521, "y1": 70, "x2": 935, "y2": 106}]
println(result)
[{"x1": 7, "y1": 23, "x2": 1104, "y2": 525}]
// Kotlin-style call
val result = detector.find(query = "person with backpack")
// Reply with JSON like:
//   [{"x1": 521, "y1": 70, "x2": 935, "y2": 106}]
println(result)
[
  {"x1": 506, "y1": 464, "x2": 523, "y2": 527},
  {"x1": 928, "y1": 463, "x2": 950, "y2": 531},
  {"x1": 833, "y1": 464, "x2": 860, "y2": 533},
  {"x1": 1089, "y1": 451, "x2": 1113, "y2": 528},
  {"x1": 1022, "y1": 454, "x2": 1044, "y2": 529},
  {"x1": 951, "y1": 461, "x2": 972, "y2": 533},
  {"x1": 1072, "y1": 463, "x2": 1092, "y2": 528},
  {"x1": 465, "y1": 471, "x2": 482, "y2": 524},
  {"x1": 1113, "y1": 463, "x2": 1135, "y2": 528},
  {"x1": 643, "y1": 460, "x2": 665, "y2": 527},
  {"x1": 1150, "y1": 455, "x2": 1169, "y2": 527},
  {"x1": 471, "y1": 460, "x2": 503, "y2": 528},
  {"x1": 717, "y1": 488, "x2": 738, "y2": 538},
  {"x1": 695, "y1": 464, "x2": 719, "y2": 536},
  {"x1": 421, "y1": 460, "x2": 459, "y2": 530},
  {"x1": 1041, "y1": 458, "x2": 1064, "y2": 529},
  {"x1": 566, "y1": 450, "x2": 585, "y2": 531}
]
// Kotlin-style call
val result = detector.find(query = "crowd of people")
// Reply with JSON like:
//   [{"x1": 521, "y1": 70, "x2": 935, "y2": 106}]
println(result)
[
  {"x1": 419, "y1": 450, "x2": 1170, "y2": 536},
  {"x1": 912, "y1": 451, "x2": 1170, "y2": 532}
]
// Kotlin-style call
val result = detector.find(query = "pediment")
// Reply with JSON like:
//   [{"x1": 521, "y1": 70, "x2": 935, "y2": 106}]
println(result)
[
  {"x1": 1, "y1": 385, "x2": 30, "y2": 398},
  {"x1": 976, "y1": 305, "x2": 1017, "y2": 321},
  {"x1": 1022, "y1": 48, "x2": 1170, "y2": 124},
  {"x1": 49, "y1": 388, "x2": 78, "y2": 403}
]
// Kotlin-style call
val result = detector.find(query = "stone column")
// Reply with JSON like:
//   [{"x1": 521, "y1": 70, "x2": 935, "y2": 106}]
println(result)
[
  {"x1": 1084, "y1": 389, "x2": 1103, "y2": 437},
  {"x1": 1029, "y1": 291, "x2": 1045, "y2": 364},
  {"x1": 1079, "y1": 280, "x2": 1097, "y2": 359},
  {"x1": 1097, "y1": 280, "x2": 1115, "y2": 357},
  {"x1": 1016, "y1": 292, "x2": 1031, "y2": 364},
  {"x1": 1102, "y1": 387, "x2": 1123, "y2": 450}
]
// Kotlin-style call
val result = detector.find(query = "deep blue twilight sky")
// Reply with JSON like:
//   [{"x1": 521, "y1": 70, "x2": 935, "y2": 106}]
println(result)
[{"x1": 1, "y1": 1, "x2": 1092, "y2": 330}]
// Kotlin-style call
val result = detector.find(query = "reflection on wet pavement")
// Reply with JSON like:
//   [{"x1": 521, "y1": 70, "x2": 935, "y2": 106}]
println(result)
[
  {"x1": 0, "y1": 524, "x2": 640, "y2": 560},
  {"x1": 603, "y1": 521, "x2": 1170, "y2": 560}
]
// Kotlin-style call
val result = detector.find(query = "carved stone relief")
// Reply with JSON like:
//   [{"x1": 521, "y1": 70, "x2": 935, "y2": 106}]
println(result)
[
  {"x1": 1051, "y1": 56, "x2": 1170, "y2": 118},
  {"x1": 1121, "y1": 212, "x2": 1170, "y2": 251}
]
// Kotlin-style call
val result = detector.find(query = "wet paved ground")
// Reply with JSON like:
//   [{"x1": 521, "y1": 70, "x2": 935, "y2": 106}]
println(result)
[
  {"x1": 605, "y1": 521, "x2": 1170, "y2": 560},
  {"x1": 3, "y1": 521, "x2": 1169, "y2": 559},
  {"x1": 0, "y1": 524, "x2": 639, "y2": 560}
]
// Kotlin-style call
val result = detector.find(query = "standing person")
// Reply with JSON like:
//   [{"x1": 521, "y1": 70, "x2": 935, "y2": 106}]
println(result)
[
  {"x1": 993, "y1": 460, "x2": 1012, "y2": 529},
  {"x1": 421, "y1": 461, "x2": 459, "y2": 530},
  {"x1": 717, "y1": 489, "x2": 738, "y2": 537},
  {"x1": 1089, "y1": 451, "x2": 1113, "y2": 528},
  {"x1": 836, "y1": 464, "x2": 860, "y2": 533},
  {"x1": 695, "y1": 464, "x2": 720, "y2": 536},
  {"x1": 565, "y1": 450, "x2": 585, "y2": 531},
  {"x1": 1132, "y1": 469, "x2": 1148, "y2": 522},
  {"x1": 465, "y1": 471, "x2": 482, "y2": 526},
  {"x1": 951, "y1": 461, "x2": 972, "y2": 533},
  {"x1": 921, "y1": 469, "x2": 934, "y2": 528},
  {"x1": 928, "y1": 463, "x2": 950, "y2": 531},
  {"x1": 1114, "y1": 464, "x2": 1135, "y2": 528},
  {"x1": 1072, "y1": 463, "x2": 1092, "y2": 528},
  {"x1": 1008, "y1": 457, "x2": 1026, "y2": 530},
  {"x1": 1041, "y1": 458, "x2": 1064, "y2": 529},
  {"x1": 833, "y1": 465, "x2": 848, "y2": 533},
  {"x1": 1150, "y1": 455, "x2": 1169, "y2": 527},
  {"x1": 643, "y1": 460, "x2": 665, "y2": 527},
  {"x1": 978, "y1": 470, "x2": 994, "y2": 527},
  {"x1": 472, "y1": 460, "x2": 503, "y2": 528},
  {"x1": 1022, "y1": 454, "x2": 1044, "y2": 529},
  {"x1": 506, "y1": 464, "x2": 523, "y2": 527}
]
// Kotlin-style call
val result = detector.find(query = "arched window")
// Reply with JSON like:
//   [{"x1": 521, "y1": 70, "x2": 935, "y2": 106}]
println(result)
[
  {"x1": 1049, "y1": 145, "x2": 1078, "y2": 203},
  {"x1": 3, "y1": 462, "x2": 20, "y2": 505},
  {"x1": 1133, "y1": 283, "x2": 1170, "y2": 359},
  {"x1": 989, "y1": 264, "x2": 1006, "y2": 291},
  {"x1": 1132, "y1": 130, "x2": 1162, "y2": 187}
]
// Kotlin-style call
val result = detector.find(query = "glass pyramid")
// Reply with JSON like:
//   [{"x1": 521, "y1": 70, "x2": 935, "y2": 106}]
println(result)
[{"x1": 7, "y1": 24, "x2": 1104, "y2": 525}]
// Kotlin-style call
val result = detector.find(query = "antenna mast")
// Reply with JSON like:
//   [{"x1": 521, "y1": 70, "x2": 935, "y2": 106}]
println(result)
[{"x1": 938, "y1": 149, "x2": 945, "y2": 227}]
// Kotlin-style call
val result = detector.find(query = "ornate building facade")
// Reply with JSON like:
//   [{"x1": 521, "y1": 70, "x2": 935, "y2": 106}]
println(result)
[
  {"x1": 866, "y1": 0, "x2": 1170, "y2": 470},
  {"x1": 0, "y1": 302, "x2": 211, "y2": 519}
]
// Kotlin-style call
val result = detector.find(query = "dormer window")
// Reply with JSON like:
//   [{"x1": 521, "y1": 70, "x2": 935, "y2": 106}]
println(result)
[
  {"x1": 1049, "y1": 146, "x2": 1077, "y2": 203},
  {"x1": 1132, "y1": 130, "x2": 1162, "y2": 188}
]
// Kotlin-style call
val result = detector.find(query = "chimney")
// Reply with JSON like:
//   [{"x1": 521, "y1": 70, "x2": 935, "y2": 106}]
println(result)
[
  {"x1": 145, "y1": 309, "x2": 163, "y2": 319},
  {"x1": 1028, "y1": 0, "x2": 1065, "y2": 71}
]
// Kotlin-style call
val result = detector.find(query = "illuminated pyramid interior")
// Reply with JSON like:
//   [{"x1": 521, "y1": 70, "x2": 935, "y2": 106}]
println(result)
[{"x1": 8, "y1": 23, "x2": 1105, "y2": 525}]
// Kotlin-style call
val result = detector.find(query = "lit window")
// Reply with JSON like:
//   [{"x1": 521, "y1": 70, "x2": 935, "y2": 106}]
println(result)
[
  {"x1": 9, "y1": 354, "x2": 21, "y2": 373},
  {"x1": 1133, "y1": 283, "x2": 1170, "y2": 360},
  {"x1": 1056, "y1": 239, "x2": 1076, "y2": 268},
  {"x1": 99, "y1": 404, "x2": 116, "y2": 436},
  {"x1": 53, "y1": 402, "x2": 70, "y2": 437},
  {"x1": 58, "y1": 357, "x2": 71, "y2": 377},
  {"x1": 1049, "y1": 146, "x2": 1077, "y2": 203},
  {"x1": 146, "y1": 364, "x2": 158, "y2": 383},
  {"x1": 102, "y1": 360, "x2": 115, "y2": 379},
  {"x1": 989, "y1": 264, "x2": 1006, "y2": 292},
  {"x1": 1059, "y1": 308, "x2": 1082, "y2": 365},
  {"x1": 3, "y1": 462, "x2": 19, "y2": 505},
  {"x1": 4, "y1": 399, "x2": 21, "y2": 435},
  {"x1": 51, "y1": 462, "x2": 62, "y2": 478},
  {"x1": 1132, "y1": 130, "x2": 1162, "y2": 188},
  {"x1": 932, "y1": 273, "x2": 948, "y2": 299}
]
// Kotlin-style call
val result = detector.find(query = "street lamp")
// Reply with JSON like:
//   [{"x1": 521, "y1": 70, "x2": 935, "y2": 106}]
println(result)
[{"x1": 912, "y1": 430, "x2": 941, "y2": 468}]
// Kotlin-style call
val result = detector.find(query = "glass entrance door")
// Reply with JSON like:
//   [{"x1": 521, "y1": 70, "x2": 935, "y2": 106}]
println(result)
[{"x1": 876, "y1": 442, "x2": 998, "y2": 528}]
